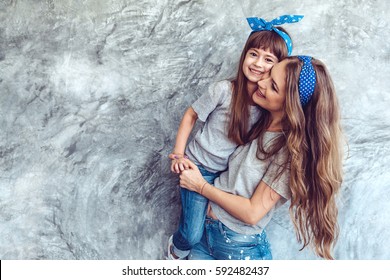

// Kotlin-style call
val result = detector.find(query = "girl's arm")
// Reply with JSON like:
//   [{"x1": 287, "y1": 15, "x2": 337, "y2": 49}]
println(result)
[
  {"x1": 179, "y1": 160, "x2": 282, "y2": 225},
  {"x1": 169, "y1": 107, "x2": 198, "y2": 173}
]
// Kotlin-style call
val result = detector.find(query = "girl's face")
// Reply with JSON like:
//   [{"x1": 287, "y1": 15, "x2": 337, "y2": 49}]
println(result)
[
  {"x1": 242, "y1": 47, "x2": 278, "y2": 93},
  {"x1": 252, "y1": 59, "x2": 287, "y2": 116}
]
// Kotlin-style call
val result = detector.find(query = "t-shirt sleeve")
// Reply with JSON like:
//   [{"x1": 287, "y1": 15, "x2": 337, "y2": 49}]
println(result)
[
  {"x1": 261, "y1": 150, "x2": 291, "y2": 200},
  {"x1": 191, "y1": 81, "x2": 228, "y2": 122}
]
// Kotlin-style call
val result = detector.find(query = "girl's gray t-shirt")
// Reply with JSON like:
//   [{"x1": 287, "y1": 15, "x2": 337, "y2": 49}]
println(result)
[
  {"x1": 185, "y1": 80, "x2": 260, "y2": 173},
  {"x1": 210, "y1": 132, "x2": 291, "y2": 235}
]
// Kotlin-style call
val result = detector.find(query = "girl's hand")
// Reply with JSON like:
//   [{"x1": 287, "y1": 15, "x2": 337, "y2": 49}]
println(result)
[
  {"x1": 179, "y1": 160, "x2": 207, "y2": 193},
  {"x1": 168, "y1": 153, "x2": 189, "y2": 173}
]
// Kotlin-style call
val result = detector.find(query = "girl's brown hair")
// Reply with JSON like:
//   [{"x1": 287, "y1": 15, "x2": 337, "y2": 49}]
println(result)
[{"x1": 228, "y1": 28, "x2": 290, "y2": 145}]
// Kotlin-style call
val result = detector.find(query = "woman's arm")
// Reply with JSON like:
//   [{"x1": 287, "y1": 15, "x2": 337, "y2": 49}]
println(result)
[
  {"x1": 179, "y1": 160, "x2": 282, "y2": 225},
  {"x1": 169, "y1": 107, "x2": 198, "y2": 173}
]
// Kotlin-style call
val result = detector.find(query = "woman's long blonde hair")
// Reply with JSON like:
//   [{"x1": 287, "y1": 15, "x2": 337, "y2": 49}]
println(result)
[{"x1": 257, "y1": 56, "x2": 343, "y2": 259}]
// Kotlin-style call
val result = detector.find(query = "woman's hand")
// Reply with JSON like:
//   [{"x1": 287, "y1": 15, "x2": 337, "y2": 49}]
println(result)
[{"x1": 179, "y1": 159, "x2": 207, "y2": 193}]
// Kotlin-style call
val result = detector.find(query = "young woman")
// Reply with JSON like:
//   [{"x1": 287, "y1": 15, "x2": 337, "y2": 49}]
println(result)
[{"x1": 179, "y1": 56, "x2": 343, "y2": 260}]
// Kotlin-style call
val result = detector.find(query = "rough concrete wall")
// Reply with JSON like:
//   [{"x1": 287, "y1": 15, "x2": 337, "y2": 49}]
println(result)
[{"x1": 0, "y1": 0, "x2": 389, "y2": 259}]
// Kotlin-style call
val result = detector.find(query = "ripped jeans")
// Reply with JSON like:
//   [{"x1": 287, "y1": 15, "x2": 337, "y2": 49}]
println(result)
[{"x1": 188, "y1": 217, "x2": 272, "y2": 260}]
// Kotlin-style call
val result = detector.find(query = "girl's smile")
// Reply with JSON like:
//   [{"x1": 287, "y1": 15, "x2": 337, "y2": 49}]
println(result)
[{"x1": 249, "y1": 67, "x2": 265, "y2": 77}]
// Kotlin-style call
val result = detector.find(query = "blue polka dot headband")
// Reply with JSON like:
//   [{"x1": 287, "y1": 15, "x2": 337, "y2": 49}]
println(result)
[
  {"x1": 298, "y1": 56, "x2": 316, "y2": 106},
  {"x1": 246, "y1": 15, "x2": 304, "y2": 56}
]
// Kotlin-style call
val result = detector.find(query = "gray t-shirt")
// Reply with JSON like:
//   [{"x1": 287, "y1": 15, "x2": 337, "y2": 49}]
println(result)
[
  {"x1": 185, "y1": 80, "x2": 261, "y2": 173},
  {"x1": 210, "y1": 131, "x2": 291, "y2": 235}
]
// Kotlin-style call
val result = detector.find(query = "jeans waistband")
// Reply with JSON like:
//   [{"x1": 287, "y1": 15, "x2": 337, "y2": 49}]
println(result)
[{"x1": 205, "y1": 216, "x2": 218, "y2": 223}]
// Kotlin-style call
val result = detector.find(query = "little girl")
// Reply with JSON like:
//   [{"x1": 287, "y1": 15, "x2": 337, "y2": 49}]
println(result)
[{"x1": 167, "y1": 15, "x2": 303, "y2": 260}]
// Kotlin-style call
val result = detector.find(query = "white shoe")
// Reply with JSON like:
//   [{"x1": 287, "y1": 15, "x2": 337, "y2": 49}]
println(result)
[{"x1": 167, "y1": 235, "x2": 185, "y2": 260}]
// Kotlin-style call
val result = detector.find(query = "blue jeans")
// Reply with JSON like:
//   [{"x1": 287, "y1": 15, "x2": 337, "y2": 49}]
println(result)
[
  {"x1": 173, "y1": 165, "x2": 220, "y2": 254},
  {"x1": 188, "y1": 217, "x2": 272, "y2": 260}
]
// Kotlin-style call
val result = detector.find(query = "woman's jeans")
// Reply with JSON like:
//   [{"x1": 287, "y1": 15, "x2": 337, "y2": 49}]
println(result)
[
  {"x1": 188, "y1": 217, "x2": 273, "y2": 260},
  {"x1": 172, "y1": 165, "x2": 220, "y2": 256}
]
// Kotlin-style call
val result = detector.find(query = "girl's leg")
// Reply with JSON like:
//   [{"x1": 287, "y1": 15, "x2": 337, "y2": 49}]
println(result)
[
  {"x1": 171, "y1": 166, "x2": 219, "y2": 258},
  {"x1": 171, "y1": 188, "x2": 208, "y2": 258}
]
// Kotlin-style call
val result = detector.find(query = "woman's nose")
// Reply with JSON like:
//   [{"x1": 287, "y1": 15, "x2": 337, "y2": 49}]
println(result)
[{"x1": 257, "y1": 77, "x2": 269, "y2": 88}]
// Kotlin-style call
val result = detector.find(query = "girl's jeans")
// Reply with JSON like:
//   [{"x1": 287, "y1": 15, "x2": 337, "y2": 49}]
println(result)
[
  {"x1": 188, "y1": 217, "x2": 273, "y2": 260},
  {"x1": 172, "y1": 165, "x2": 220, "y2": 256}
]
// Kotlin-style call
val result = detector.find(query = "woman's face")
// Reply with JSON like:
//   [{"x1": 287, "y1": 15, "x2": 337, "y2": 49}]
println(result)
[{"x1": 252, "y1": 59, "x2": 287, "y2": 114}]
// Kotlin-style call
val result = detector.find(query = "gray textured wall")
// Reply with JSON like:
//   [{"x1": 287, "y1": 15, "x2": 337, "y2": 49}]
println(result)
[{"x1": 0, "y1": 0, "x2": 389, "y2": 260}]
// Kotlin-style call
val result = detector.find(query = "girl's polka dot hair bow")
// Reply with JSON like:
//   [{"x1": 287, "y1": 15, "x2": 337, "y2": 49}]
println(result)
[{"x1": 247, "y1": 15, "x2": 304, "y2": 56}]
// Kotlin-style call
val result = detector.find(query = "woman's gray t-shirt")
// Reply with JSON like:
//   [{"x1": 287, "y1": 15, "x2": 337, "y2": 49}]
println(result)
[
  {"x1": 185, "y1": 80, "x2": 260, "y2": 173},
  {"x1": 210, "y1": 131, "x2": 291, "y2": 235}
]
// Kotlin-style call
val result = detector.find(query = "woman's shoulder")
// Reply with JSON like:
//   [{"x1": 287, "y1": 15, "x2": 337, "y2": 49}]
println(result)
[
  {"x1": 258, "y1": 131, "x2": 290, "y2": 162},
  {"x1": 266, "y1": 133, "x2": 290, "y2": 164}
]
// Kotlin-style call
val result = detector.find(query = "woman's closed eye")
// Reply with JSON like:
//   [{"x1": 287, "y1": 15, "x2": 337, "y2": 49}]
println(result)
[{"x1": 272, "y1": 81, "x2": 279, "y2": 93}]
